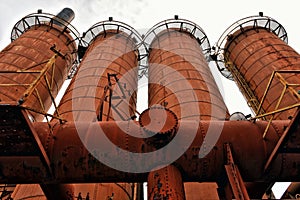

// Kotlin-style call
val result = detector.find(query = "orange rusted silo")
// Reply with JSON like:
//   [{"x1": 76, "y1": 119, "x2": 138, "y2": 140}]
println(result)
[
  {"x1": 214, "y1": 14, "x2": 300, "y2": 120},
  {"x1": 3, "y1": 8, "x2": 79, "y2": 200},
  {"x1": 146, "y1": 18, "x2": 229, "y2": 121},
  {"x1": 144, "y1": 17, "x2": 230, "y2": 200},
  {"x1": 213, "y1": 13, "x2": 300, "y2": 198},
  {"x1": 56, "y1": 19, "x2": 140, "y2": 122},
  {"x1": 54, "y1": 19, "x2": 142, "y2": 200},
  {"x1": 0, "y1": 8, "x2": 78, "y2": 122}
]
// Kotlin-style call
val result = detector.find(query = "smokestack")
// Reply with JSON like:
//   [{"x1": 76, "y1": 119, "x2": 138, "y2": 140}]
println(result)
[
  {"x1": 53, "y1": 7, "x2": 75, "y2": 27},
  {"x1": 214, "y1": 14, "x2": 300, "y2": 198},
  {"x1": 146, "y1": 19, "x2": 229, "y2": 121}
]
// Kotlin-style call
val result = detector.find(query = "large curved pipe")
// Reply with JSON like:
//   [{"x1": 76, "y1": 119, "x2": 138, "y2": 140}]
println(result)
[{"x1": 1, "y1": 120, "x2": 295, "y2": 184}]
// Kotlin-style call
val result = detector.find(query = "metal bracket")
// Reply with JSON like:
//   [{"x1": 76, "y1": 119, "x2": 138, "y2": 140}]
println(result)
[
  {"x1": 264, "y1": 108, "x2": 300, "y2": 173},
  {"x1": 224, "y1": 143, "x2": 250, "y2": 200},
  {"x1": 251, "y1": 70, "x2": 300, "y2": 139},
  {"x1": 98, "y1": 73, "x2": 138, "y2": 121}
]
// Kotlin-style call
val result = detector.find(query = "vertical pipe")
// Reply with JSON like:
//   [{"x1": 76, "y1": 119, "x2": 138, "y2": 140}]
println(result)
[
  {"x1": 55, "y1": 20, "x2": 141, "y2": 199},
  {"x1": 53, "y1": 7, "x2": 75, "y2": 27},
  {"x1": 148, "y1": 165, "x2": 186, "y2": 200},
  {"x1": 146, "y1": 18, "x2": 229, "y2": 200}
]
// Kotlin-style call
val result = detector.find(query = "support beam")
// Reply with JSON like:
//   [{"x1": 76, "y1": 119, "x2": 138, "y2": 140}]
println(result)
[
  {"x1": 224, "y1": 143, "x2": 250, "y2": 200},
  {"x1": 264, "y1": 109, "x2": 300, "y2": 172}
]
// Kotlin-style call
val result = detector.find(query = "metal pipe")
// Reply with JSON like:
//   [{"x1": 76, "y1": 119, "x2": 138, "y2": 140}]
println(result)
[
  {"x1": 146, "y1": 26, "x2": 229, "y2": 121},
  {"x1": 56, "y1": 22, "x2": 139, "y2": 122},
  {"x1": 148, "y1": 165, "x2": 186, "y2": 200},
  {"x1": 0, "y1": 120, "x2": 294, "y2": 184},
  {"x1": 53, "y1": 8, "x2": 75, "y2": 27}
]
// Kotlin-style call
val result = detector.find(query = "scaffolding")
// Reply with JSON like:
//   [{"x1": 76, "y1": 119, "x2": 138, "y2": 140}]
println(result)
[
  {"x1": 251, "y1": 70, "x2": 300, "y2": 138},
  {"x1": 0, "y1": 54, "x2": 66, "y2": 125}
]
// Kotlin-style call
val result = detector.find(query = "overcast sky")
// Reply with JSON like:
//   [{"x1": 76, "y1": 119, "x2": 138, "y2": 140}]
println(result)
[
  {"x1": 1, "y1": 0, "x2": 300, "y2": 51},
  {"x1": 0, "y1": 1, "x2": 297, "y2": 197}
]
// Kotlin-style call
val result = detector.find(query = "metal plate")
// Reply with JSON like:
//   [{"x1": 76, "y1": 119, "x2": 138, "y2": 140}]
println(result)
[{"x1": 0, "y1": 104, "x2": 51, "y2": 182}]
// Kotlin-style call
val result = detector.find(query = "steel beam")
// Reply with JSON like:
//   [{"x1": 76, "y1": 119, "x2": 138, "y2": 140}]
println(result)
[{"x1": 224, "y1": 143, "x2": 250, "y2": 200}]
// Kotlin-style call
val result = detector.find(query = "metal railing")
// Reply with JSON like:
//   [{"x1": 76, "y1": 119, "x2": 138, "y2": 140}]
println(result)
[
  {"x1": 250, "y1": 70, "x2": 300, "y2": 139},
  {"x1": 0, "y1": 55, "x2": 66, "y2": 132}
]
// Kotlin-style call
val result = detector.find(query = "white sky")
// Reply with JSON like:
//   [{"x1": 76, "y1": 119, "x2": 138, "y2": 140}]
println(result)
[{"x1": 0, "y1": 0, "x2": 297, "y2": 198}]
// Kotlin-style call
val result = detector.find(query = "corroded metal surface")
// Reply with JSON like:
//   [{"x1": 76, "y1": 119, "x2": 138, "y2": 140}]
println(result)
[
  {"x1": 139, "y1": 106, "x2": 178, "y2": 135},
  {"x1": 139, "y1": 106, "x2": 178, "y2": 149},
  {"x1": 0, "y1": 24, "x2": 77, "y2": 121},
  {"x1": 223, "y1": 143, "x2": 250, "y2": 200},
  {"x1": 0, "y1": 105, "x2": 50, "y2": 187},
  {"x1": 71, "y1": 183, "x2": 134, "y2": 200},
  {"x1": 146, "y1": 20, "x2": 230, "y2": 199},
  {"x1": 184, "y1": 183, "x2": 219, "y2": 200},
  {"x1": 40, "y1": 184, "x2": 74, "y2": 200},
  {"x1": 0, "y1": 120, "x2": 292, "y2": 183},
  {"x1": 11, "y1": 184, "x2": 46, "y2": 200},
  {"x1": 0, "y1": 9, "x2": 78, "y2": 200},
  {"x1": 54, "y1": 22, "x2": 140, "y2": 200},
  {"x1": 148, "y1": 165, "x2": 186, "y2": 200},
  {"x1": 56, "y1": 30, "x2": 138, "y2": 122},
  {"x1": 148, "y1": 28, "x2": 229, "y2": 121},
  {"x1": 224, "y1": 27, "x2": 300, "y2": 120}
]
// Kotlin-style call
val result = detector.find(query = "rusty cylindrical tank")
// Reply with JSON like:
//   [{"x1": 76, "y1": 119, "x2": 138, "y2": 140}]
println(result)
[
  {"x1": 4, "y1": 8, "x2": 79, "y2": 200},
  {"x1": 214, "y1": 14, "x2": 300, "y2": 120},
  {"x1": 213, "y1": 13, "x2": 300, "y2": 198},
  {"x1": 0, "y1": 8, "x2": 78, "y2": 121},
  {"x1": 56, "y1": 20, "x2": 140, "y2": 122},
  {"x1": 144, "y1": 18, "x2": 230, "y2": 200},
  {"x1": 146, "y1": 19, "x2": 229, "y2": 122},
  {"x1": 54, "y1": 19, "x2": 143, "y2": 199}
]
